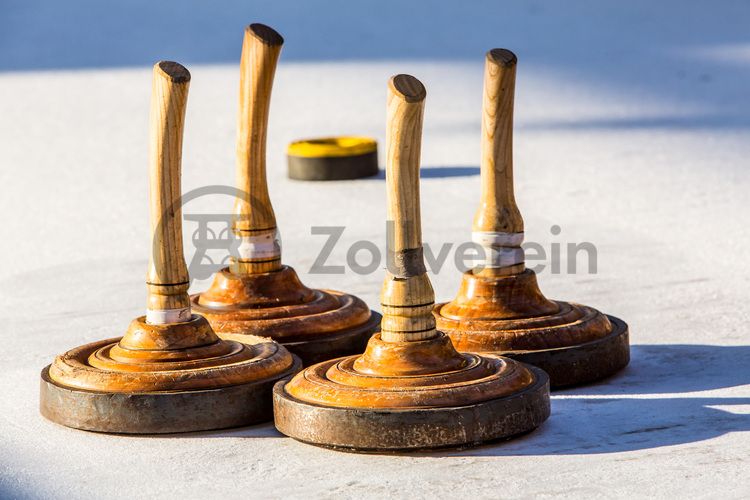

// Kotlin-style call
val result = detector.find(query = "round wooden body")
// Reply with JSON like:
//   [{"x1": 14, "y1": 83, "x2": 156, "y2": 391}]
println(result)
[
  {"x1": 273, "y1": 332, "x2": 550, "y2": 451},
  {"x1": 273, "y1": 362, "x2": 549, "y2": 452},
  {"x1": 435, "y1": 269, "x2": 630, "y2": 387},
  {"x1": 40, "y1": 315, "x2": 301, "y2": 433},
  {"x1": 192, "y1": 266, "x2": 381, "y2": 365}
]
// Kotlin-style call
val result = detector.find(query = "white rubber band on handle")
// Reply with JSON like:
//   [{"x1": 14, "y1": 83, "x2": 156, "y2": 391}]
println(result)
[
  {"x1": 472, "y1": 231, "x2": 524, "y2": 247},
  {"x1": 471, "y1": 231, "x2": 524, "y2": 268},
  {"x1": 146, "y1": 307, "x2": 192, "y2": 325},
  {"x1": 235, "y1": 229, "x2": 281, "y2": 260}
]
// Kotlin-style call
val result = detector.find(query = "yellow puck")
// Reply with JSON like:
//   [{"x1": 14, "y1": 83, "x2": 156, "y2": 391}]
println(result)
[{"x1": 287, "y1": 137, "x2": 379, "y2": 180}]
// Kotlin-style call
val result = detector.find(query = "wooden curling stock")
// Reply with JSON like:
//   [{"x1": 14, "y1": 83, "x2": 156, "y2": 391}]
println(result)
[
  {"x1": 232, "y1": 24, "x2": 283, "y2": 274},
  {"x1": 39, "y1": 61, "x2": 299, "y2": 434},
  {"x1": 434, "y1": 49, "x2": 630, "y2": 388},
  {"x1": 272, "y1": 74, "x2": 550, "y2": 452},
  {"x1": 192, "y1": 24, "x2": 380, "y2": 366}
]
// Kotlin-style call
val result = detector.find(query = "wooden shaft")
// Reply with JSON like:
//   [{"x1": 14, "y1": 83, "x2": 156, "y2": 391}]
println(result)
[
  {"x1": 146, "y1": 61, "x2": 192, "y2": 323},
  {"x1": 380, "y1": 74, "x2": 437, "y2": 343},
  {"x1": 473, "y1": 49, "x2": 523, "y2": 234},
  {"x1": 472, "y1": 49, "x2": 525, "y2": 276},
  {"x1": 231, "y1": 24, "x2": 283, "y2": 274},
  {"x1": 386, "y1": 75, "x2": 426, "y2": 253}
]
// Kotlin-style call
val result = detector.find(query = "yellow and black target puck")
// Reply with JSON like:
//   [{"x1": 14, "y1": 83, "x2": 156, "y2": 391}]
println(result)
[{"x1": 287, "y1": 137, "x2": 379, "y2": 180}]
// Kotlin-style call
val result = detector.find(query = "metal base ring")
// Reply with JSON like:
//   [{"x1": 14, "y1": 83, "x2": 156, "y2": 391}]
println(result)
[
  {"x1": 40, "y1": 356, "x2": 301, "y2": 434},
  {"x1": 273, "y1": 364, "x2": 550, "y2": 452}
]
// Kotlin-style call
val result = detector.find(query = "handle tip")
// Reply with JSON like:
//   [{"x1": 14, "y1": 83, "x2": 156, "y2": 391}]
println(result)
[
  {"x1": 487, "y1": 48, "x2": 517, "y2": 68},
  {"x1": 247, "y1": 23, "x2": 284, "y2": 46},
  {"x1": 155, "y1": 61, "x2": 191, "y2": 83},
  {"x1": 389, "y1": 74, "x2": 426, "y2": 103}
]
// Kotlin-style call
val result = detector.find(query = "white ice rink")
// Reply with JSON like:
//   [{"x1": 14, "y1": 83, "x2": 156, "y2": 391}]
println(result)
[{"x1": 1, "y1": 1, "x2": 749, "y2": 498}]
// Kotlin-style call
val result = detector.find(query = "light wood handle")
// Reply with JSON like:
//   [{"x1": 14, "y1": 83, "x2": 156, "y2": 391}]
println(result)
[
  {"x1": 231, "y1": 24, "x2": 284, "y2": 274},
  {"x1": 386, "y1": 74, "x2": 427, "y2": 254},
  {"x1": 473, "y1": 49, "x2": 524, "y2": 234},
  {"x1": 233, "y1": 25, "x2": 281, "y2": 232},
  {"x1": 380, "y1": 75, "x2": 437, "y2": 343},
  {"x1": 146, "y1": 61, "x2": 191, "y2": 322}
]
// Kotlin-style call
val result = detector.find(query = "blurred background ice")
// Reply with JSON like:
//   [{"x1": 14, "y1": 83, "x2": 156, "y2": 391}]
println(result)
[{"x1": 2, "y1": 0, "x2": 749, "y2": 129}]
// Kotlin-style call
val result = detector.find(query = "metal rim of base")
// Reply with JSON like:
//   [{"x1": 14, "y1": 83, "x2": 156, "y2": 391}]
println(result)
[
  {"x1": 273, "y1": 364, "x2": 550, "y2": 452},
  {"x1": 500, "y1": 315, "x2": 630, "y2": 388},
  {"x1": 39, "y1": 355, "x2": 302, "y2": 434},
  {"x1": 280, "y1": 311, "x2": 381, "y2": 366}
]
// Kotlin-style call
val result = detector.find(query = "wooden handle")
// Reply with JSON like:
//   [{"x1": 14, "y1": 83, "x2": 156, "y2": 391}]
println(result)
[
  {"x1": 386, "y1": 74, "x2": 427, "y2": 254},
  {"x1": 472, "y1": 49, "x2": 525, "y2": 276},
  {"x1": 473, "y1": 49, "x2": 523, "y2": 234},
  {"x1": 231, "y1": 24, "x2": 283, "y2": 274},
  {"x1": 380, "y1": 75, "x2": 437, "y2": 343},
  {"x1": 146, "y1": 61, "x2": 192, "y2": 323}
]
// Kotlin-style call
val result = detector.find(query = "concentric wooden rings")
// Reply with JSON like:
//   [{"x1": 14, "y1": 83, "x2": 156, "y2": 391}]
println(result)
[
  {"x1": 40, "y1": 315, "x2": 301, "y2": 433},
  {"x1": 274, "y1": 362, "x2": 550, "y2": 451},
  {"x1": 435, "y1": 269, "x2": 630, "y2": 387},
  {"x1": 191, "y1": 266, "x2": 381, "y2": 365}
]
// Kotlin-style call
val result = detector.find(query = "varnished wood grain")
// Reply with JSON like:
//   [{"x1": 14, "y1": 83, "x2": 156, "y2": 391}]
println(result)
[
  {"x1": 146, "y1": 61, "x2": 191, "y2": 314},
  {"x1": 192, "y1": 25, "x2": 379, "y2": 365},
  {"x1": 46, "y1": 61, "x2": 298, "y2": 405},
  {"x1": 434, "y1": 50, "x2": 630, "y2": 388},
  {"x1": 274, "y1": 74, "x2": 548, "y2": 451},
  {"x1": 386, "y1": 74, "x2": 426, "y2": 253},
  {"x1": 381, "y1": 74, "x2": 437, "y2": 343},
  {"x1": 232, "y1": 23, "x2": 283, "y2": 275},
  {"x1": 473, "y1": 49, "x2": 523, "y2": 235}
]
